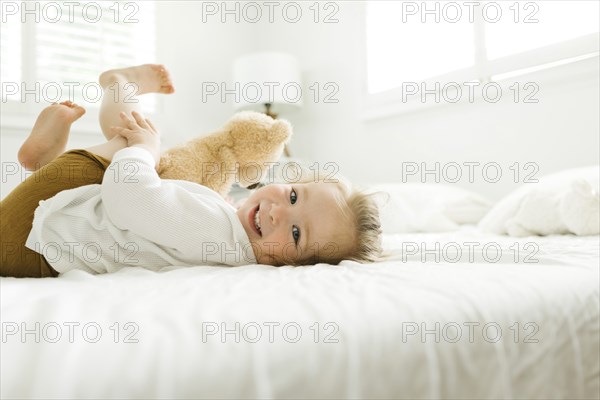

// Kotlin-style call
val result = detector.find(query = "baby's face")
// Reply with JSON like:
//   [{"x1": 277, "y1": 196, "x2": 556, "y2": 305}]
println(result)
[{"x1": 236, "y1": 182, "x2": 354, "y2": 265}]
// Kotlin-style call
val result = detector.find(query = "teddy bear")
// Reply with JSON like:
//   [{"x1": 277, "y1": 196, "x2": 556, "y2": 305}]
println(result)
[{"x1": 156, "y1": 111, "x2": 292, "y2": 197}]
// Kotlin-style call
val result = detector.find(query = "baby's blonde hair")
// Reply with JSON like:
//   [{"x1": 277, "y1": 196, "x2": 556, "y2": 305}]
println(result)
[
  {"x1": 339, "y1": 186, "x2": 384, "y2": 264},
  {"x1": 269, "y1": 164, "x2": 383, "y2": 265},
  {"x1": 314, "y1": 176, "x2": 383, "y2": 265}
]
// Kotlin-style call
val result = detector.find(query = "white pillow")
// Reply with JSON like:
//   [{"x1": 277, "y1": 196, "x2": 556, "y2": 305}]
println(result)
[
  {"x1": 478, "y1": 166, "x2": 600, "y2": 236},
  {"x1": 367, "y1": 183, "x2": 492, "y2": 234}
]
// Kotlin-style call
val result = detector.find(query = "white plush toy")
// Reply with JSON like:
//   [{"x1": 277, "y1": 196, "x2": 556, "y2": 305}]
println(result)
[
  {"x1": 561, "y1": 179, "x2": 600, "y2": 236},
  {"x1": 480, "y1": 166, "x2": 600, "y2": 237}
]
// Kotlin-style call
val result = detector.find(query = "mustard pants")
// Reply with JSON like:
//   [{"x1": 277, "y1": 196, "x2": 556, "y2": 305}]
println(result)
[{"x1": 1, "y1": 150, "x2": 111, "y2": 278}]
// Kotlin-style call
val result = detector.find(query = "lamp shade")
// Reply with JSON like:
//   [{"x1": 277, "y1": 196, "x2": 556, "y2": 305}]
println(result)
[{"x1": 232, "y1": 52, "x2": 303, "y2": 112}]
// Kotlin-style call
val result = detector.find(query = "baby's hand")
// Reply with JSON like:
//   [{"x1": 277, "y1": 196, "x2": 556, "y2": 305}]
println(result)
[{"x1": 111, "y1": 111, "x2": 161, "y2": 167}]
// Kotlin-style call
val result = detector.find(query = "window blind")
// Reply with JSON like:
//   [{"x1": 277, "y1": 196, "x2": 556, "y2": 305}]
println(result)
[
  {"x1": 1, "y1": 0, "x2": 156, "y2": 109},
  {"x1": 0, "y1": 10, "x2": 22, "y2": 84}
]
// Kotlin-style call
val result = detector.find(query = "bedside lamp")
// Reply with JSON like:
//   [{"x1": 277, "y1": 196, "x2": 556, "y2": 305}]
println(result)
[{"x1": 232, "y1": 52, "x2": 302, "y2": 157}]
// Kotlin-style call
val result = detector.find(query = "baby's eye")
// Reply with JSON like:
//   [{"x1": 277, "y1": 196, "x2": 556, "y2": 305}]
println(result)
[
  {"x1": 290, "y1": 188, "x2": 297, "y2": 204},
  {"x1": 292, "y1": 226, "x2": 300, "y2": 244}
]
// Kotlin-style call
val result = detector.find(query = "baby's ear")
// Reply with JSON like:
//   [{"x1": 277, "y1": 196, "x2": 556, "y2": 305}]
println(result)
[{"x1": 268, "y1": 119, "x2": 293, "y2": 144}]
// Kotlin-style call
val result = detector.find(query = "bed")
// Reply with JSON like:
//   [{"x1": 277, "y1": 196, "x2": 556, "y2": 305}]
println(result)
[
  {"x1": 3, "y1": 166, "x2": 600, "y2": 399},
  {"x1": 1, "y1": 226, "x2": 598, "y2": 399}
]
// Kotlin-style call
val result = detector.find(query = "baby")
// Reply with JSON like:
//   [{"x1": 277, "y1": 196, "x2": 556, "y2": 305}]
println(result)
[{"x1": 0, "y1": 65, "x2": 382, "y2": 278}]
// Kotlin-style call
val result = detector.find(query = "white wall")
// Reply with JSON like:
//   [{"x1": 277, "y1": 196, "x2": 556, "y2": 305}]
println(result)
[{"x1": 153, "y1": 1, "x2": 264, "y2": 150}]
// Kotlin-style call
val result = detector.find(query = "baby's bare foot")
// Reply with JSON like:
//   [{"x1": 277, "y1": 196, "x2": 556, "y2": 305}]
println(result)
[
  {"x1": 18, "y1": 101, "x2": 86, "y2": 171},
  {"x1": 99, "y1": 64, "x2": 175, "y2": 95}
]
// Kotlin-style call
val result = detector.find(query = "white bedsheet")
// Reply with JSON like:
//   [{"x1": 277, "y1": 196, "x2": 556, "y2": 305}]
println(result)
[{"x1": 1, "y1": 228, "x2": 598, "y2": 399}]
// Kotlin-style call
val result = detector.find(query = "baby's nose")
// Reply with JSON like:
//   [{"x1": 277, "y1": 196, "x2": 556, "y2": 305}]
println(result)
[{"x1": 269, "y1": 203, "x2": 285, "y2": 226}]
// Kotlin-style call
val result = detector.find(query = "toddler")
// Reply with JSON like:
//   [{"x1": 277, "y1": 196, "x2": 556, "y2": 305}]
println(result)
[{"x1": 0, "y1": 65, "x2": 382, "y2": 278}]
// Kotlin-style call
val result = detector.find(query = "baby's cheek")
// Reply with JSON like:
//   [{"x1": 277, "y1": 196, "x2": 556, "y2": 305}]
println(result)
[
  {"x1": 257, "y1": 235, "x2": 283, "y2": 261},
  {"x1": 234, "y1": 197, "x2": 248, "y2": 209}
]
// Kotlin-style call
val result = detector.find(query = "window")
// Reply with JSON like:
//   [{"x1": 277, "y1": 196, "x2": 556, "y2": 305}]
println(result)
[
  {"x1": 366, "y1": 1, "x2": 476, "y2": 92},
  {"x1": 1, "y1": 0, "x2": 156, "y2": 129},
  {"x1": 485, "y1": 2, "x2": 599, "y2": 60},
  {"x1": 366, "y1": 1, "x2": 599, "y2": 97}
]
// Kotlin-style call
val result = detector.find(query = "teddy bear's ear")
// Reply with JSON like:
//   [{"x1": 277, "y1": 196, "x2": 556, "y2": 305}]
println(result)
[{"x1": 269, "y1": 118, "x2": 293, "y2": 144}]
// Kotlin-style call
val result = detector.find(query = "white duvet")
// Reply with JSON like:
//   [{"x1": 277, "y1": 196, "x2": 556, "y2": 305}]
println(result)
[{"x1": 1, "y1": 228, "x2": 599, "y2": 399}]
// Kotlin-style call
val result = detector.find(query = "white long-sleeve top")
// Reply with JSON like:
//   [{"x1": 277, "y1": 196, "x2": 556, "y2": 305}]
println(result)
[{"x1": 25, "y1": 146, "x2": 257, "y2": 274}]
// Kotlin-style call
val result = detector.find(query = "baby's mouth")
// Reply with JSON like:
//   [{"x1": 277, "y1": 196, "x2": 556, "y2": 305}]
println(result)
[{"x1": 251, "y1": 205, "x2": 262, "y2": 237}]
